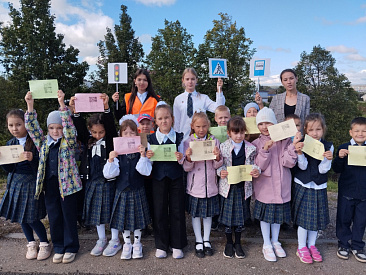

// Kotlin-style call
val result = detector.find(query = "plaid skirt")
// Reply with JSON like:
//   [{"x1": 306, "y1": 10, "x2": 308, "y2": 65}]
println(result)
[
  {"x1": 187, "y1": 195, "x2": 220, "y2": 218},
  {"x1": 83, "y1": 177, "x2": 115, "y2": 226},
  {"x1": 292, "y1": 183, "x2": 329, "y2": 231},
  {"x1": 219, "y1": 185, "x2": 247, "y2": 227},
  {"x1": 110, "y1": 187, "x2": 150, "y2": 232},
  {"x1": 0, "y1": 173, "x2": 46, "y2": 224},
  {"x1": 253, "y1": 200, "x2": 291, "y2": 224}
]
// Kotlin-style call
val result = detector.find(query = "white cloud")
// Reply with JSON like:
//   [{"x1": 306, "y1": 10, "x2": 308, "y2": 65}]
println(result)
[
  {"x1": 134, "y1": 0, "x2": 176, "y2": 7},
  {"x1": 345, "y1": 54, "x2": 366, "y2": 62},
  {"x1": 138, "y1": 33, "x2": 152, "y2": 44},
  {"x1": 327, "y1": 45, "x2": 358, "y2": 54},
  {"x1": 355, "y1": 16, "x2": 366, "y2": 24},
  {"x1": 345, "y1": 69, "x2": 366, "y2": 85},
  {"x1": 257, "y1": 45, "x2": 291, "y2": 53}
]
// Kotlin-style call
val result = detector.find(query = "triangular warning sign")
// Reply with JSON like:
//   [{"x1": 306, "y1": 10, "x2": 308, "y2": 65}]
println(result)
[{"x1": 213, "y1": 62, "x2": 224, "y2": 75}]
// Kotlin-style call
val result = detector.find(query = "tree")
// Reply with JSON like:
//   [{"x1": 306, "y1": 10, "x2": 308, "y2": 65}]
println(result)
[
  {"x1": 145, "y1": 19, "x2": 196, "y2": 105},
  {"x1": 0, "y1": 0, "x2": 89, "y2": 99},
  {"x1": 91, "y1": 5, "x2": 144, "y2": 94},
  {"x1": 294, "y1": 45, "x2": 361, "y2": 149},
  {"x1": 195, "y1": 13, "x2": 256, "y2": 115}
]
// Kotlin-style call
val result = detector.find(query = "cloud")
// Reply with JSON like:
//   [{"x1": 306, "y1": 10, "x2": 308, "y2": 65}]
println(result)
[
  {"x1": 327, "y1": 45, "x2": 358, "y2": 54},
  {"x1": 345, "y1": 69, "x2": 366, "y2": 85},
  {"x1": 138, "y1": 34, "x2": 152, "y2": 44},
  {"x1": 344, "y1": 54, "x2": 366, "y2": 62},
  {"x1": 257, "y1": 46, "x2": 291, "y2": 53},
  {"x1": 134, "y1": 0, "x2": 176, "y2": 6}
]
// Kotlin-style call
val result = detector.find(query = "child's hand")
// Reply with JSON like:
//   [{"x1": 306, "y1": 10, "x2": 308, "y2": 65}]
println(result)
[
  {"x1": 220, "y1": 170, "x2": 228, "y2": 179},
  {"x1": 295, "y1": 142, "x2": 304, "y2": 155},
  {"x1": 69, "y1": 96, "x2": 76, "y2": 114},
  {"x1": 214, "y1": 146, "x2": 220, "y2": 161},
  {"x1": 185, "y1": 147, "x2": 192, "y2": 162},
  {"x1": 101, "y1": 93, "x2": 109, "y2": 109},
  {"x1": 264, "y1": 140, "x2": 274, "y2": 151},
  {"x1": 112, "y1": 92, "x2": 119, "y2": 103},
  {"x1": 323, "y1": 150, "x2": 333, "y2": 160},
  {"x1": 108, "y1": 151, "x2": 118, "y2": 162},
  {"x1": 146, "y1": 150, "x2": 154, "y2": 159},
  {"x1": 25, "y1": 91, "x2": 34, "y2": 112},
  {"x1": 250, "y1": 168, "x2": 260, "y2": 178},
  {"x1": 175, "y1": 151, "x2": 183, "y2": 161},
  {"x1": 22, "y1": 151, "x2": 33, "y2": 161},
  {"x1": 255, "y1": 91, "x2": 263, "y2": 107},
  {"x1": 338, "y1": 149, "x2": 349, "y2": 159},
  {"x1": 293, "y1": 132, "x2": 302, "y2": 145},
  {"x1": 217, "y1": 77, "x2": 223, "y2": 93},
  {"x1": 138, "y1": 145, "x2": 146, "y2": 157},
  {"x1": 57, "y1": 90, "x2": 66, "y2": 108}
]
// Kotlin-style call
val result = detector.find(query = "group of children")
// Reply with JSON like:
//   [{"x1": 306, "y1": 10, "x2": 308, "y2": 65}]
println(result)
[{"x1": 1, "y1": 67, "x2": 366, "y2": 266}]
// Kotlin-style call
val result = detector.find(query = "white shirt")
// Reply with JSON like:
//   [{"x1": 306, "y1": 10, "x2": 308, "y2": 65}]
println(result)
[
  {"x1": 103, "y1": 156, "x2": 152, "y2": 179},
  {"x1": 17, "y1": 136, "x2": 27, "y2": 147},
  {"x1": 137, "y1": 91, "x2": 148, "y2": 105},
  {"x1": 147, "y1": 127, "x2": 184, "y2": 156},
  {"x1": 294, "y1": 144, "x2": 334, "y2": 190},
  {"x1": 173, "y1": 90, "x2": 225, "y2": 141},
  {"x1": 231, "y1": 140, "x2": 243, "y2": 155}
]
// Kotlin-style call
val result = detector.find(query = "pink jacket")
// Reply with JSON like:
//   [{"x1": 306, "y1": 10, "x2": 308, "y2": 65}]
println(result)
[
  {"x1": 252, "y1": 134, "x2": 297, "y2": 204},
  {"x1": 183, "y1": 135, "x2": 223, "y2": 198}
]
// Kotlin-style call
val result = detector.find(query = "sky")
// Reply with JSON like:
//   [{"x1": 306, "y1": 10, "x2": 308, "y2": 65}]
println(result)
[{"x1": 1, "y1": 0, "x2": 366, "y2": 86}]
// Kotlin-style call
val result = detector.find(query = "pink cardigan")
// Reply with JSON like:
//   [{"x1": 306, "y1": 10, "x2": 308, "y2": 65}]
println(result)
[{"x1": 252, "y1": 134, "x2": 297, "y2": 204}]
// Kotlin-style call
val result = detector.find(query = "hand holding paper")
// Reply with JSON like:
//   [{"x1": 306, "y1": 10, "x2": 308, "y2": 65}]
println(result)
[
  {"x1": 29, "y1": 79, "x2": 59, "y2": 99},
  {"x1": 0, "y1": 145, "x2": 25, "y2": 165},
  {"x1": 348, "y1": 146, "x2": 366, "y2": 166},
  {"x1": 268, "y1": 119, "x2": 298, "y2": 142},
  {"x1": 189, "y1": 140, "x2": 216, "y2": 161},
  {"x1": 150, "y1": 144, "x2": 177, "y2": 161},
  {"x1": 74, "y1": 93, "x2": 105, "y2": 113},
  {"x1": 227, "y1": 165, "x2": 253, "y2": 184},
  {"x1": 301, "y1": 134, "x2": 325, "y2": 160},
  {"x1": 113, "y1": 136, "x2": 141, "y2": 155}
]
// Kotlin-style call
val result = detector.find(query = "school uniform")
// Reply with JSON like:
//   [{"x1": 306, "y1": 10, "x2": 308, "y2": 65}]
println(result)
[
  {"x1": 73, "y1": 110, "x2": 117, "y2": 226},
  {"x1": 173, "y1": 90, "x2": 225, "y2": 141},
  {"x1": 333, "y1": 139, "x2": 366, "y2": 251},
  {"x1": 0, "y1": 136, "x2": 46, "y2": 224},
  {"x1": 147, "y1": 128, "x2": 188, "y2": 251},
  {"x1": 183, "y1": 134, "x2": 223, "y2": 218},
  {"x1": 103, "y1": 154, "x2": 151, "y2": 232},
  {"x1": 217, "y1": 139, "x2": 259, "y2": 227},
  {"x1": 25, "y1": 108, "x2": 82, "y2": 254},
  {"x1": 292, "y1": 139, "x2": 333, "y2": 231}
]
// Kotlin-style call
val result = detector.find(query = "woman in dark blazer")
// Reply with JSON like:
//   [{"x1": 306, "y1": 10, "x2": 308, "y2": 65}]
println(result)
[{"x1": 269, "y1": 69, "x2": 310, "y2": 124}]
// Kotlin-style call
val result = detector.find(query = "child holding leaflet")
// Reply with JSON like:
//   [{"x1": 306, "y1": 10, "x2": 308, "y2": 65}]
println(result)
[
  {"x1": 25, "y1": 90, "x2": 82, "y2": 264},
  {"x1": 252, "y1": 107, "x2": 300, "y2": 262},
  {"x1": 332, "y1": 117, "x2": 366, "y2": 263},
  {"x1": 217, "y1": 116, "x2": 260, "y2": 259},
  {"x1": 103, "y1": 116, "x2": 151, "y2": 260},
  {"x1": 292, "y1": 113, "x2": 333, "y2": 264},
  {"x1": 0, "y1": 109, "x2": 50, "y2": 260},
  {"x1": 146, "y1": 104, "x2": 187, "y2": 259},
  {"x1": 183, "y1": 112, "x2": 223, "y2": 258}
]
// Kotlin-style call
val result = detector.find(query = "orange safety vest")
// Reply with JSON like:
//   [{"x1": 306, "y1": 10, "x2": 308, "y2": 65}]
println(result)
[{"x1": 125, "y1": 93, "x2": 159, "y2": 118}]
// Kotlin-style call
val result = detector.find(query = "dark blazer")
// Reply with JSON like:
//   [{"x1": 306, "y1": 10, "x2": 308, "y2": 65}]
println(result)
[{"x1": 269, "y1": 91, "x2": 310, "y2": 124}]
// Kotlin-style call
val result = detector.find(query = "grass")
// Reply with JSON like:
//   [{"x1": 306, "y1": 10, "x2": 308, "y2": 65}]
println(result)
[{"x1": 327, "y1": 179, "x2": 338, "y2": 192}]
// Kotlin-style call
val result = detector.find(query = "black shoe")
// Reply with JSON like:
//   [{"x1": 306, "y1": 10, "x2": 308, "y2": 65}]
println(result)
[
  {"x1": 211, "y1": 220, "x2": 219, "y2": 231},
  {"x1": 351, "y1": 249, "x2": 366, "y2": 263},
  {"x1": 224, "y1": 243, "x2": 234, "y2": 258},
  {"x1": 337, "y1": 247, "x2": 349, "y2": 260},
  {"x1": 195, "y1": 242, "x2": 205, "y2": 258},
  {"x1": 234, "y1": 243, "x2": 245, "y2": 259},
  {"x1": 203, "y1": 241, "x2": 213, "y2": 256}
]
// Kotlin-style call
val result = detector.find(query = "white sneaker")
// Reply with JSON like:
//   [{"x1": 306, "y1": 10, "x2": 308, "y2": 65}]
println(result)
[
  {"x1": 62, "y1": 252, "x2": 76, "y2": 264},
  {"x1": 155, "y1": 249, "x2": 167, "y2": 258},
  {"x1": 52, "y1": 253, "x2": 64, "y2": 264},
  {"x1": 26, "y1": 241, "x2": 38, "y2": 260},
  {"x1": 90, "y1": 239, "x2": 108, "y2": 256},
  {"x1": 272, "y1": 242, "x2": 286, "y2": 258},
  {"x1": 121, "y1": 243, "x2": 132, "y2": 260},
  {"x1": 172, "y1": 248, "x2": 184, "y2": 259},
  {"x1": 37, "y1": 242, "x2": 52, "y2": 260},
  {"x1": 102, "y1": 239, "x2": 122, "y2": 257},
  {"x1": 262, "y1": 245, "x2": 277, "y2": 262},
  {"x1": 132, "y1": 242, "x2": 143, "y2": 259}
]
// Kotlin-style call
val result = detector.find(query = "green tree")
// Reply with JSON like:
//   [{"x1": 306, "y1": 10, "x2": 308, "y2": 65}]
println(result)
[
  {"x1": 294, "y1": 45, "x2": 361, "y2": 149},
  {"x1": 195, "y1": 13, "x2": 256, "y2": 115},
  {"x1": 145, "y1": 19, "x2": 196, "y2": 105},
  {"x1": 0, "y1": 0, "x2": 88, "y2": 99},
  {"x1": 91, "y1": 5, "x2": 144, "y2": 94}
]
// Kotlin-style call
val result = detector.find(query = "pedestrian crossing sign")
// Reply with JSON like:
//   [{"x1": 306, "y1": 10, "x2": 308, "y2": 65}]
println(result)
[{"x1": 209, "y1": 58, "x2": 227, "y2": 78}]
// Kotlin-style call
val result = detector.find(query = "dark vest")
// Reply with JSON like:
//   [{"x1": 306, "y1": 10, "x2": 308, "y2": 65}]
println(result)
[
  {"x1": 115, "y1": 153, "x2": 144, "y2": 192},
  {"x1": 147, "y1": 132, "x2": 184, "y2": 181},
  {"x1": 232, "y1": 143, "x2": 246, "y2": 188},
  {"x1": 79, "y1": 140, "x2": 108, "y2": 180},
  {"x1": 295, "y1": 139, "x2": 332, "y2": 185},
  {"x1": 45, "y1": 140, "x2": 61, "y2": 180}
]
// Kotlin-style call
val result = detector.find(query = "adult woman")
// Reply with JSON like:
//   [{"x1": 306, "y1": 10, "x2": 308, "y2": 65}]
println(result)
[
  {"x1": 112, "y1": 69, "x2": 162, "y2": 121},
  {"x1": 269, "y1": 69, "x2": 310, "y2": 124}
]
